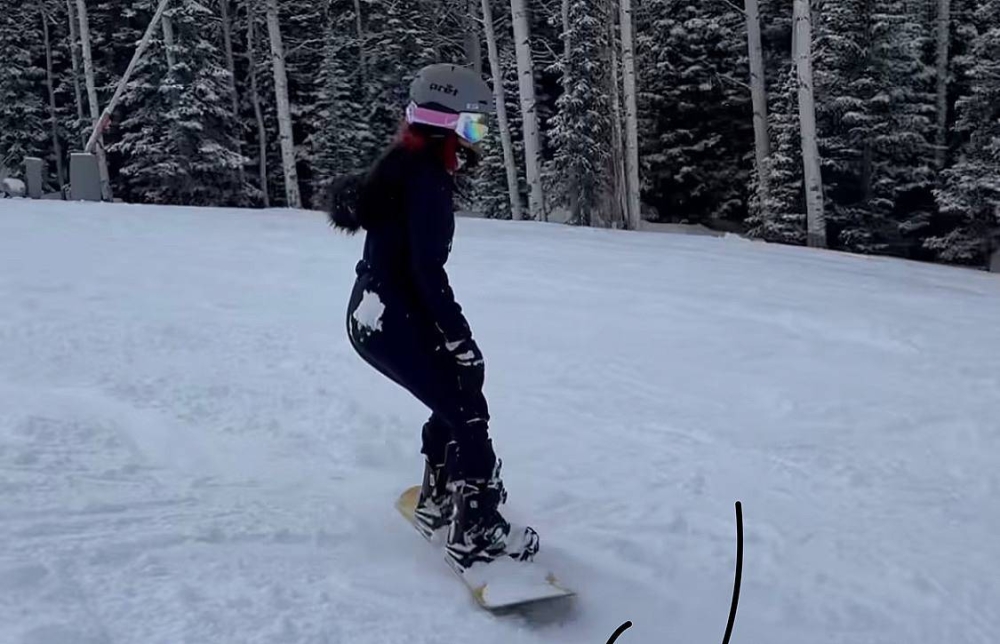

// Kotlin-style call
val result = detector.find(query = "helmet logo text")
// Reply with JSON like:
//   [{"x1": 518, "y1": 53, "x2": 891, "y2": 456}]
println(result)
[{"x1": 429, "y1": 83, "x2": 459, "y2": 97}]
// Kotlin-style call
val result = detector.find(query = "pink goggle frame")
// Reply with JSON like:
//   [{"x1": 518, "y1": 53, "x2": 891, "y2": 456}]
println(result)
[{"x1": 406, "y1": 102, "x2": 489, "y2": 144}]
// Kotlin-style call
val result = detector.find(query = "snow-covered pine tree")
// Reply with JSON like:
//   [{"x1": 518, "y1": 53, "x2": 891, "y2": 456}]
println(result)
[
  {"x1": 90, "y1": 0, "x2": 144, "y2": 91},
  {"x1": 98, "y1": 1, "x2": 165, "y2": 202},
  {"x1": 279, "y1": 0, "x2": 329, "y2": 208},
  {"x1": 312, "y1": 0, "x2": 378, "y2": 186},
  {"x1": 475, "y1": 34, "x2": 527, "y2": 219},
  {"x1": 926, "y1": 0, "x2": 1000, "y2": 266},
  {"x1": 477, "y1": 0, "x2": 522, "y2": 220},
  {"x1": 364, "y1": 0, "x2": 440, "y2": 148},
  {"x1": 470, "y1": 0, "x2": 527, "y2": 219},
  {"x1": 217, "y1": 0, "x2": 246, "y2": 191},
  {"x1": 87, "y1": 0, "x2": 144, "y2": 194},
  {"x1": 40, "y1": 2, "x2": 67, "y2": 189},
  {"x1": 814, "y1": 0, "x2": 936, "y2": 256},
  {"x1": 945, "y1": 0, "x2": 980, "y2": 145},
  {"x1": 238, "y1": 0, "x2": 317, "y2": 208},
  {"x1": 31, "y1": 0, "x2": 93, "y2": 189},
  {"x1": 241, "y1": 0, "x2": 352, "y2": 207},
  {"x1": 0, "y1": 2, "x2": 47, "y2": 175},
  {"x1": 636, "y1": 0, "x2": 753, "y2": 225},
  {"x1": 920, "y1": 0, "x2": 983, "y2": 254},
  {"x1": 525, "y1": 0, "x2": 562, "y2": 175},
  {"x1": 110, "y1": 0, "x2": 245, "y2": 206},
  {"x1": 434, "y1": 0, "x2": 503, "y2": 214},
  {"x1": 433, "y1": 0, "x2": 475, "y2": 63},
  {"x1": 315, "y1": 0, "x2": 491, "y2": 208},
  {"x1": 868, "y1": 0, "x2": 937, "y2": 251},
  {"x1": 547, "y1": 0, "x2": 612, "y2": 226},
  {"x1": 747, "y1": 62, "x2": 808, "y2": 243},
  {"x1": 242, "y1": 0, "x2": 283, "y2": 206}
]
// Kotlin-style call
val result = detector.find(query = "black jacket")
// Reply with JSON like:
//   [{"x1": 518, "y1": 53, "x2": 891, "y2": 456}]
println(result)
[{"x1": 329, "y1": 144, "x2": 472, "y2": 343}]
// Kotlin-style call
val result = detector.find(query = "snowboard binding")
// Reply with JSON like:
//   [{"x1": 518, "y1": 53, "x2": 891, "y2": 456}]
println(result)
[
  {"x1": 444, "y1": 459, "x2": 540, "y2": 571},
  {"x1": 413, "y1": 442, "x2": 458, "y2": 540}
]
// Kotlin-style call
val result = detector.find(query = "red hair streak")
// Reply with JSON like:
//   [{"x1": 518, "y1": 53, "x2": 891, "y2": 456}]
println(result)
[{"x1": 398, "y1": 122, "x2": 459, "y2": 173}]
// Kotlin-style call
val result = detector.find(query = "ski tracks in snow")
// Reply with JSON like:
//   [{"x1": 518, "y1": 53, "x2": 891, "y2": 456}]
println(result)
[{"x1": 0, "y1": 377, "x2": 429, "y2": 644}]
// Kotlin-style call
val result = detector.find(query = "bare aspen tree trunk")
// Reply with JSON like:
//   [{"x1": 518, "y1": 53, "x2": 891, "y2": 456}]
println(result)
[
  {"x1": 76, "y1": 0, "x2": 113, "y2": 201},
  {"x1": 466, "y1": 0, "x2": 482, "y2": 74},
  {"x1": 41, "y1": 6, "x2": 66, "y2": 188},
  {"x1": 608, "y1": 1, "x2": 627, "y2": 229},
  {"x1": 161, "y1": 11, "x2": 176, "y2": 70},
  {"x1": 793, "y1": 0, "x2": 826, "y2": 247},
  {"x1": 219, "y1": 0, "x2": 240, "y2": 116},
  {"x1": 619, "y1": 0, "x2": 641, "y2": 230},
  {"x1": 745, "y1": 0, "x2": 771, "y2": 214},
  {"x1": 218, "y1": 0, "x2": 246, "y2": 186},
  {"x1": 247, "y1": 0, "x2": 270, "y2": 207},
  {"x1": 65, "y1": 0, "x2": 86, "y2": 132},
  {"x1": 562, "y1": 0, "x2": 581, "y2": 223},
  {"x1": 265, "y1": 0, "x2": 301, "y2": 208},
  {"x1": 562, "y1": 0, "x2": 570, "y2": 62},
  {"x1": 509, "y1": 0, "x2": 545, "y2": 221},
  {"x1": 935, "y1": 0, "x2": 950, "y2": 169},
  {"x1": 353, "y1": 0, "x2": 366, "y2": 85},
  {"x1": 481, "y1": 0, "x2": 522, "y2": 221},
  {"x1": 161, "y1": 9, "x2": 179, "y2": 120}
]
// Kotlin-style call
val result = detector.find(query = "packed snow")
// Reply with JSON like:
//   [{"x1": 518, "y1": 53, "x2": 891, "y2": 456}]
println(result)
[
  {"x1": 2, "y1": 199, "x2": 999, "y2": 644},
  {"x1": 352, "y1": 290, "x2": 385, "y2": 334},
  {"x1": 1, "y1": 178, "x2": 27, "y2": 199}
]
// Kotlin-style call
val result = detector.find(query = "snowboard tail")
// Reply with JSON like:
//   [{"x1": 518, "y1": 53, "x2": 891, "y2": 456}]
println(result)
[{"x1": 395, "y1": 485, "x2": 574, "y2": 611}]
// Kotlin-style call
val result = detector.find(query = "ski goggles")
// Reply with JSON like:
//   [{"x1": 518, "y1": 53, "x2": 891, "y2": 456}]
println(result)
[{"x1": 405, "y1": 102, "x2": 490, "y2": 144}]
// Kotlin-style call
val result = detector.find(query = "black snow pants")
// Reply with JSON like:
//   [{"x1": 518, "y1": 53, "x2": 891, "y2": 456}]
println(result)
[{"x1": 346, "y1": 272, "x2": 497, "y2": 481}]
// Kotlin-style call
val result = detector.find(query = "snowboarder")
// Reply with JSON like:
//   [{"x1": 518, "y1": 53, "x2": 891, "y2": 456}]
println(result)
[{"x1": 326, "y1": 64, "x2": 538, "y2": 571}]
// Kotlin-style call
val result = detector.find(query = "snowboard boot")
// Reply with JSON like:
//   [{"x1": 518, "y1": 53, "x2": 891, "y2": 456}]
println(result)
[
  {"x1": 444, "y1": 459, "x2": 540, "y2": 571},
  {"x1": 413, "y1": 443, "x2": 456, "y2": 540}
]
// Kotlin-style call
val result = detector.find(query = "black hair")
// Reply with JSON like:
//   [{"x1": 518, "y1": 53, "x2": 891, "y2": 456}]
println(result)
[{"x1": 324, "y1": 171, "x2": 367, "y2": 234}]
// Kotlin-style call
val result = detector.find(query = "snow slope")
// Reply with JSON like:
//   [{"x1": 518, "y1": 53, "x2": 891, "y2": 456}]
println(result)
[{"x1": 2, "y1": 199, "x2": 999, "y2": 644}]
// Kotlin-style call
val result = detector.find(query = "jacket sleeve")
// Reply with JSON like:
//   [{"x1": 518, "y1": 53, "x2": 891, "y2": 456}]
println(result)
[{"x1": 404, "y1": 162, "x2": 472, "y2": 343}]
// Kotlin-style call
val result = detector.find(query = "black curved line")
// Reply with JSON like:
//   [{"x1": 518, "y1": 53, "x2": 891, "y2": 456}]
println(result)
[
  {"x1": 606, "y1": 620, "x2": 632, "y2": 644},
  {"x1": 722, "y1": 501, "x2": 743, "y2": 644}
]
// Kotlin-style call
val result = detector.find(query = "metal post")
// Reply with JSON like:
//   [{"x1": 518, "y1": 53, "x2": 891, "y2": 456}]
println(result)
[
  {"x1": 70, "y1": 153, "x2": 103, "y2": 201},
  {"x1": 24, "y1": 157, "x2": 45, "y2": 199}
]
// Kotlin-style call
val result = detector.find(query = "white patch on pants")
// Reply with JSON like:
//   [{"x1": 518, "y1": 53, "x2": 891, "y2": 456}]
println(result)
[{"x1": 353, "y1": 290, "x2": 385, "y2": 333}]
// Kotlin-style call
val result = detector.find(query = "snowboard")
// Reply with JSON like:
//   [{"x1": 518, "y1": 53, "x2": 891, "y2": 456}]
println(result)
[{"x1": 395, "y1": 485, "x2": 575, "y2": 611}]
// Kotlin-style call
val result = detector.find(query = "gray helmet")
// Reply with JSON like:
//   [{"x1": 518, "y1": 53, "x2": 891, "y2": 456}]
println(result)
[{"x1": 409, "y1": 63, "x2": 495, "y2": 115}]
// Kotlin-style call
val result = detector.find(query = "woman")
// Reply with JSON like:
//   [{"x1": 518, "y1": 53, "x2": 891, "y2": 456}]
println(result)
[{"x1": 327, "y1": 64, "x2": 537, "y2": 571}]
